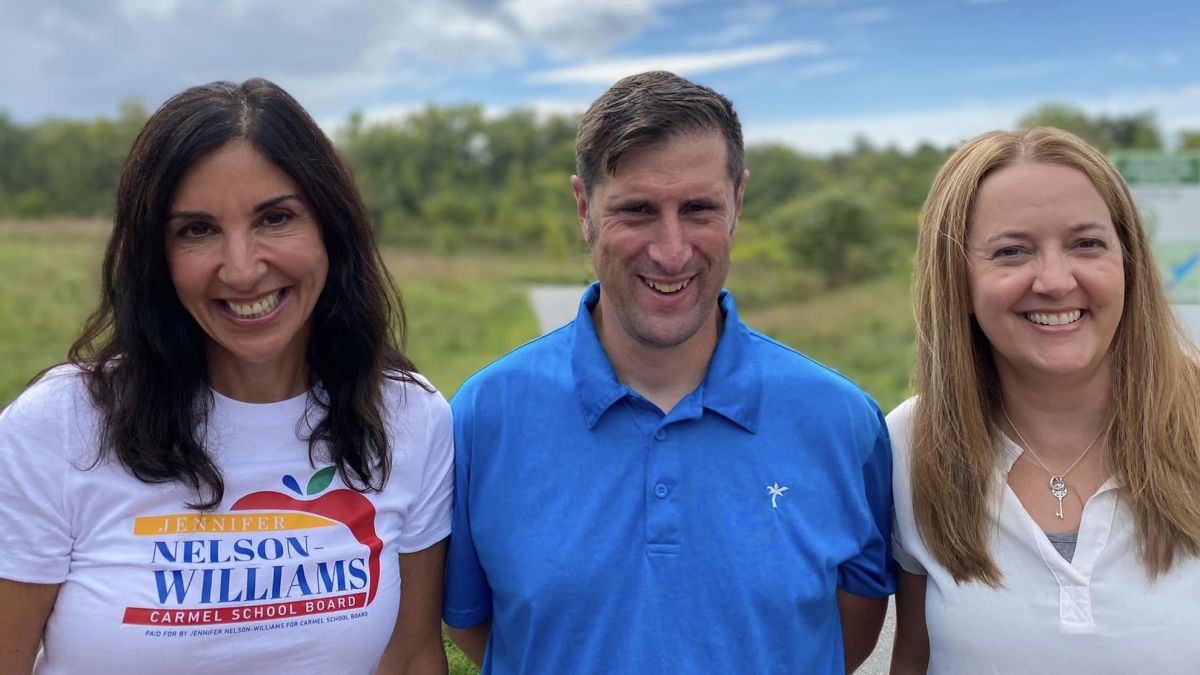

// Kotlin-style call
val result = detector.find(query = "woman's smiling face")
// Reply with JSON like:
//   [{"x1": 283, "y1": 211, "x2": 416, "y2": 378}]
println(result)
[
  {"x1": 966, "y1": 160, "x2": 1125, "y2": 385},
  {"x1": 165, "y1": 140, "x2": 328, "y2": 395}
]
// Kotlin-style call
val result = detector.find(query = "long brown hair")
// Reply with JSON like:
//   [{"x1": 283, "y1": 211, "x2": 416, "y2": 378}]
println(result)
[
  {"x1": 68, "y1": 79, "x2": 425, "y2": 509},
  {"x1": 912, "y1": 127, "x2": 1200, "y2": 584}
]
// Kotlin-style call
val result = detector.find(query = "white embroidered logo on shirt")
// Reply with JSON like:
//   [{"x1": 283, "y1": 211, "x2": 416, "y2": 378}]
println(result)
[{"x1": 766, "y1": 482, "x2": 789, "y2": 508}]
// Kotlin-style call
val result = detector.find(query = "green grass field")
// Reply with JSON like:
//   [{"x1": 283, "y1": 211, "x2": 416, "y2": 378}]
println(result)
[
  {"x1": 0, "y1": 219, "x2": 916, "y2": 672},
  {"x1": 0, "y1": 219, "x2": 915, "y2": 408}
]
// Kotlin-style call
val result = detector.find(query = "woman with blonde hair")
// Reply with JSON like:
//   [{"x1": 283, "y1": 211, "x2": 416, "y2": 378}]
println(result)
[{"x1": 889, "y1": 127, "x2": 1200, "y2": 673}]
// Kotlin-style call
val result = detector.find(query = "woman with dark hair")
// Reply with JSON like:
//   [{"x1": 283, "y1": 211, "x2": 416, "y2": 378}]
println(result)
[
  {"x1": 0, "y1": 79, "x2": 452, "y2": 673},
  {"x1": 889, "y1": 127, "x2": 1200, "y2": 673}
]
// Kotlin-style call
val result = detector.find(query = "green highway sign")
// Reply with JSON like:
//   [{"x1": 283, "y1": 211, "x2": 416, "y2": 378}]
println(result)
[
  {"x1": 1116, "y1": 153, "x2": 1200, "y2": 341},
  {"x1": 1115, "y1": 156, "x2": 1200, "y2": 185}
]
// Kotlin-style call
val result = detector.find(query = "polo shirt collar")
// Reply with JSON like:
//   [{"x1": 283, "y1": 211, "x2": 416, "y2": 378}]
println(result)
[
  {"x1": 571, "y1": 283, "x2": 628, "y2": 428},
  {"x1": 571, "y1": 282, "x2": 762, "y2": 433},
  {"x1": 701, "y1": 289, "x2": 761, "y2": 433}
]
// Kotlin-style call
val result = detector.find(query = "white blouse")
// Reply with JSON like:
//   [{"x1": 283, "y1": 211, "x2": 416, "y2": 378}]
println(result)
[{"x1": 889, "y1": 397, "x2": 1200, "y2": 674}]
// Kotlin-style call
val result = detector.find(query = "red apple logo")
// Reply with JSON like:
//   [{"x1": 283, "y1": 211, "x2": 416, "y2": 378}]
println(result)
[{"x1": 231, "y1": 467, "x2": 383, "y2": 603}]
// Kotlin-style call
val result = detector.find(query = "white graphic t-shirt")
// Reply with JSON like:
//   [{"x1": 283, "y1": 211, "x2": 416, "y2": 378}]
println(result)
[{"x1": 0, "y1": 366, "x2": 453, "y2": 674}]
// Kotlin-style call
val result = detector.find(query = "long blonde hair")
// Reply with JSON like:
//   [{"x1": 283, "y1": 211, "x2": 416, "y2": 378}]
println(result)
[{"x1": 912, "y1": 127, "x2": 1200, "y2": 585}]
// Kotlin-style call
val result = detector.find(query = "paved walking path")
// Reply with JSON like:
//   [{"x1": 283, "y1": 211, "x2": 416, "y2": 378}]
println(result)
[
  {"x1": 528, "y1": 284, "x2": 584, "y2": 334},
  {"x1": 526, "y1": 285, "x2": 896, "y2": 673},
  {"x1": 859, "y1": 599, "x2": 895, "y2": 674}
]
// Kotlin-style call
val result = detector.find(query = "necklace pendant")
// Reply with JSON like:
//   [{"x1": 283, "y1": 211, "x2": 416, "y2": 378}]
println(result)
[{"x1": 1050, "y1": 475, "x2": 1067, "y2": 519}]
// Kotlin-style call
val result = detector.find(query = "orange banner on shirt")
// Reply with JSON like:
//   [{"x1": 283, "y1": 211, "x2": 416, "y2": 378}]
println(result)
[{"x1": 133, "y1": 512, "x2": 338, "y2": 536}]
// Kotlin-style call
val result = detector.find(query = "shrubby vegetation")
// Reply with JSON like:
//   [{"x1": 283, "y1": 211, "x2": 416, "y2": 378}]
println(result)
[
  {"x1": 0, "y1": 100, "x2": 1195, "y2": 292},
  {"x1": 2, "y1": 101, "x2": 1195, "y2": 675}
]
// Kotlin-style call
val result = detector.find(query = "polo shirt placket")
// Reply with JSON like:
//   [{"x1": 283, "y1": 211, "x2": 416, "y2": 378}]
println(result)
[{"x1": 640, "y1": 398, "x2": 682, "y2": 556}]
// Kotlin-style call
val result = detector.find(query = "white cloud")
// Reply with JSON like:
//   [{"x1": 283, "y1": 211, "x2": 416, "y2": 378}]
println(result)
[
  {"x1": 836, "y1": 7, "x2": 894, "y2": 25},
  {"x1": 746, "y1": 81, "x2": 1200, "y2": 154},
  {"x1": 1083, "y1": 82, "x2": 1200, "y2": 135},
  {"x1": 527, "y1": 41, "x2": 826, "y2": 85},
  {"x1": 792, "y1": 58, "x2": 857, "y2": 79},
  {"x1": 748, "y1": 102, "x2": 1015, "y2": 154},
  {"x1": 322, "y1": 98, "x2": 588, "y2": 137},
  {"x1": 0, "y1": 0, "x2": 677, "y2": 121},
  {"x1": 694, "y1": 1, "x2": 779, "y2": 47},
  {"x1": 1110, "y1": 50, "x2": 1183, "y2": 70},
  {"x1": 487, "y1": 99, "x2": 588, "y2": 120},
  {"x1": 503, "y1": 0, "x2": 668, "y2": 56}
]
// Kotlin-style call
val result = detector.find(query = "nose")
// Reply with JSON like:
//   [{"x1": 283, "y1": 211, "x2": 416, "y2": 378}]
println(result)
[
  {"x1": 217, "y1": 230, "x2": 266, "y2": 292},
  {"x1": 647, "y1": 213, "x2": 692, "y2": 274},
  {"x1": 1031, "y1": 251, "x2": 1078, "y2": 297}
]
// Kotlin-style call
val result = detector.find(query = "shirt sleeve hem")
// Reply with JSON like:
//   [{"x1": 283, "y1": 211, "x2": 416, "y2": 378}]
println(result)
[
  {"x1": 442, "y1": 606, "x2": 493, "y2": 629},
  {"x1": 394, "y1": 523, "x2": 451, "y2": 554},
  {"x1": 0, "y1": 564, "x2": 68, "y2": 585},
  {"x1": 837, "y1": 579, "x2": 897, "y2": 599},
  {"x1": 892, "y1": 540, "x2": 926, "y2": 575}
]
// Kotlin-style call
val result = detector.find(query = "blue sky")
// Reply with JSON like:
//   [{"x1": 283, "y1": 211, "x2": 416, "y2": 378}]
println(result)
[{"x1": 2, "y1": 0, "x2": 1197, "y2": 153}]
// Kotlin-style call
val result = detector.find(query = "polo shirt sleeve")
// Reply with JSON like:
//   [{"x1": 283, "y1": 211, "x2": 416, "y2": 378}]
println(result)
[
  {"x1": 442, "y1": 385, "x2": 494, "y2": 628},
  {"x1": 0, "y1": 372, "x2": 76, "y2": 584},
  {"x1": 836, "y1": 409, "x2": 897, "y2": 598}
]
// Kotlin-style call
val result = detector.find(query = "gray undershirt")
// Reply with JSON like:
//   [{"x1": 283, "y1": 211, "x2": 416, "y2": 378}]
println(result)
[{"x1": 1045, "y1": 531, "x2": 1079, "y2": 562}]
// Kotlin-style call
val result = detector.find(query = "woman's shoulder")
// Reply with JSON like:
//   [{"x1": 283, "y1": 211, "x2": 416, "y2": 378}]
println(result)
[
  {"x1": 378, "y1": 371, "x2": 453, "y2": 470},
  {"x1": 380, "y1": 370, "x2": 450, "y2": 420},
  {"x1": 0, "y1": 364, "x2": 95, "y2": 466},
  {"x1": 2, "y1": 364, "x2": 92, "y2": 421},
  {"x1": 885, "y1": 395, "x2": 919, "y2": 458}
]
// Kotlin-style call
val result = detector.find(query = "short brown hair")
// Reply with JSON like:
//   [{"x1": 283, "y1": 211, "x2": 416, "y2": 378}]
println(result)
[{"x1": 575, "y1": 71, "x2": 745, "y2": 196}]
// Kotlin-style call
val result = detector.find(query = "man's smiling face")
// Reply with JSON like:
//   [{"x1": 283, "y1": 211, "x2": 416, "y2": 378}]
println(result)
[{"x1": 574, "y1": 131, "x2": 744, "y2": 354}]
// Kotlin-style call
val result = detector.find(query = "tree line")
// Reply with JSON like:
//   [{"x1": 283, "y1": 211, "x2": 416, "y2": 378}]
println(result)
[{"x1": 2, "y1": 101, "x2": 1196, "y2": 287}]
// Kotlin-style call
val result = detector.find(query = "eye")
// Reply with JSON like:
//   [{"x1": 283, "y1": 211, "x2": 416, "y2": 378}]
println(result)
[
  {"x1": 177, "y1": 221, "x2": 214, "y2": 238},
  {"x1": 1076, "y1": 238, "x2": 1105, "y2": 251},
  {"x1": 684, "y1": 202, "x2": 715, "y2": 214},
  {"x1": 992, "y1": 246, "x2": 1024, "y2": 259},
  {"x1": 261, "y1": 210, "x2": 294, "y2": 226}
]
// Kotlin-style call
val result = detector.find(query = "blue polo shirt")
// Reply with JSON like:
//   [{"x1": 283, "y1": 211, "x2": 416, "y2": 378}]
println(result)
[{"x1": 444, "y1": 283, "x2": 894, "y2": 674}]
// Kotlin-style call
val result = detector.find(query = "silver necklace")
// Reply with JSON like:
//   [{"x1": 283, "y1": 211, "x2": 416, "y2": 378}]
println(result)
[{"x1": 1001, "y1": 404, "x2": 1106, "y2": 519}]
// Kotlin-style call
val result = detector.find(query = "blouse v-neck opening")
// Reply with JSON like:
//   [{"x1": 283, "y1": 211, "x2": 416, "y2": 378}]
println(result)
[{"x1": 997, "y1": 431, "x2": 1120, "y2": 629}]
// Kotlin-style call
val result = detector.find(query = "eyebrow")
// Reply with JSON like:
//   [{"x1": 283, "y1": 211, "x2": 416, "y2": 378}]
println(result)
[
  {"x1": 167, "y1": 193, "x2": 301, "y2": 220},
  {"x1": 982, "y1": 221, "x2": 1111, "y2": 245},
  {"x1": 605, "y1": 197, "x2": 648, "y2": 209},
  {"x1": 603, "y1": 194, "x2": 724, "y2": 209}
]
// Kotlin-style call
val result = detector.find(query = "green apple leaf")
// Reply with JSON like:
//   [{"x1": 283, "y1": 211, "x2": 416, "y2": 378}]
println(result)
[{"x1": 307, "y1": 466, "x2": 337, "y2": 495}]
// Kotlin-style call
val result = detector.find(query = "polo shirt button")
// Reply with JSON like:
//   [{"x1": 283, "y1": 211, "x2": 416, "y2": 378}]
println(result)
[
  {"x1": 654, "y1": 429, "x2": 667, "y2": 441},
  {"x1": 653, "y1": 482, "x2": 669, "y2": 498}
]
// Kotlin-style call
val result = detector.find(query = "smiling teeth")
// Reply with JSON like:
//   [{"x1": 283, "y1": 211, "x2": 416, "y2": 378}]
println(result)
[
  {"x1": 646, "y1": 279, "x2": 690, "y2": 293},
  {"x1": 226, "y1": 290, "x2": 283, "y2": 319},
  {"x1": 1026, "y1": 310, "x2": 1082, "y2": 326}
]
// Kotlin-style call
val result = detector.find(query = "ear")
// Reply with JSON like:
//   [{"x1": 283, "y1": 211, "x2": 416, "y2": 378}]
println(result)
[
  {"x1": 731, "y1": 169, "x2": 749, "y2": 235},
  {"x1": 570, "y1": 175, "x2": 589, "y2": 241},
  {"x1": 964, "y1": 257, "x2": 976, "y2": 314}
]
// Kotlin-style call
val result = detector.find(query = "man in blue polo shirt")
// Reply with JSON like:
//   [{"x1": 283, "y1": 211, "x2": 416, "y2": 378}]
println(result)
[{"x1": 444, "y1": 70, "x2": 894, "y2": 673}]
